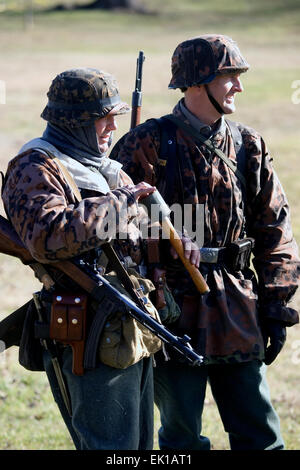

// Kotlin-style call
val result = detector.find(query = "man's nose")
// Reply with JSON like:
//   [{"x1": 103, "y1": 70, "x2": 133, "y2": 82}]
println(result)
[
  {"x1": 233, "y1": 76, "x2": 243, "y2": 93},
  {"x1": 107, "y1": 117, "x2": 118, "y2": 131}
]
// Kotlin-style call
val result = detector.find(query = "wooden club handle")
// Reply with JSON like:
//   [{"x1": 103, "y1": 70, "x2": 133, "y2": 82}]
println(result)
[{"x1": 161, "y1": 217, "x2": 210, "y2": 294}]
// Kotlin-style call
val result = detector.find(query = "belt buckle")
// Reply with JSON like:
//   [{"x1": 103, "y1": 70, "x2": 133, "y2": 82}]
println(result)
[{"x1": 200, "y1": 248, "x2": 219, "y2": 263}]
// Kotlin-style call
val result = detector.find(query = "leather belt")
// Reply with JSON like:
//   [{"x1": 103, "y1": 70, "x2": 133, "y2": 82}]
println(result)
[{"x1": 199, "y1": 238, "x2": 255, "y2": 271}]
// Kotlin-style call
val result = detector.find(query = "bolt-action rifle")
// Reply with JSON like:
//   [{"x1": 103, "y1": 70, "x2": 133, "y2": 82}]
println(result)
[
  {"x1": 128, "y1": 52, "x2": 210, "y2": 295},
  {"x1": 0, "y1": 214, "x2": 204, "y2": 368}
]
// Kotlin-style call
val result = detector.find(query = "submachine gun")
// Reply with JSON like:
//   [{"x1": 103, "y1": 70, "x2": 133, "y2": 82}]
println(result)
[{"x1": 0, "y1": 213, "x2": 205, "y2": 370}]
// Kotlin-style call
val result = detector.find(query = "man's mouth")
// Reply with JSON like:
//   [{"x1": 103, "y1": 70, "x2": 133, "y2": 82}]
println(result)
[
  {"x1": 99, "y1": 133, "x2": 110, "y2": 142},
  {"x1": 225, "y1": 95, "x2": 235, "y2": 103}
]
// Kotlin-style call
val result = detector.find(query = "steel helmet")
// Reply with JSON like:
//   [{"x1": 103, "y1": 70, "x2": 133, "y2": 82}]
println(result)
[
  {"x1": 169, "y1": 34, "x2": 249, "y2": 90},
  {"x1": 41, "y1": 68, "x2": 130, "y2": 128}
]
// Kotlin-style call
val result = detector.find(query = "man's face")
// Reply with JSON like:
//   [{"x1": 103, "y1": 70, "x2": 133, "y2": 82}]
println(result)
[
  {"x1": 94, "y1": 113, "x2": 118, "y2": 154},
  {"x1": 206, "y1": 73, "x2": 244, "y2": 114}
]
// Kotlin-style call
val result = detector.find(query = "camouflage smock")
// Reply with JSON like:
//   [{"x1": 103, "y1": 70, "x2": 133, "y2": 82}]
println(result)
[
  {"x1": 111, "y1": 101, "x2": 300, "y2": 364},
  {"x1": 2, "y1": 149, "x2": 144, "y2": 269}
]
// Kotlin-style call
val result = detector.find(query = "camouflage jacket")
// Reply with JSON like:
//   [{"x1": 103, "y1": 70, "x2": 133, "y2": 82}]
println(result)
[
  {"x1": 2, "y1": 149, "x2": 144, "y2": 271},
  {"x1": 111, "y1": 101, "x2": 300, "y2": 363}
]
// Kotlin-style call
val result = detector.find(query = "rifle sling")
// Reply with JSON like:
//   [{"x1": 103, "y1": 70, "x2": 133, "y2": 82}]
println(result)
[{"x1": 102, "y1": 243, "x2": 148, "y2": 311}]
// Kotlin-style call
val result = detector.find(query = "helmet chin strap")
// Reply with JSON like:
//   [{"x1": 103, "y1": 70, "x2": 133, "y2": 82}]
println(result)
[{"x1": 204, "y1": 84, "x2": 225, "y2": 115}]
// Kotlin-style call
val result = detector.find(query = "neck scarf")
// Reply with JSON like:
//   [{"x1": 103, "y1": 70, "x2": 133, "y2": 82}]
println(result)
[{"x1": 42, "y1": 122, "x2": 111, "y2": 169}]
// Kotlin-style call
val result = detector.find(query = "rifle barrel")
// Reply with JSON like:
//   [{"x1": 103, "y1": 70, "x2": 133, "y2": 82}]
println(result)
[{"x1": 130, "y1": 51, "x2": 145, "y2": 130}]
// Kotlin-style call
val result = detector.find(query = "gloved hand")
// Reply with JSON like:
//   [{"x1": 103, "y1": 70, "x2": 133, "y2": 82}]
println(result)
[{"x1": 261, "y1": 319, "x2": 286, "y2": 365}]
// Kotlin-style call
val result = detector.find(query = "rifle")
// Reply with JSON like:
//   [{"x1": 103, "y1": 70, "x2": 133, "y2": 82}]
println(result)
[
  {"x1": 130, "y1": 50, "x2": 145, "y2": 130},
  {"x1": 0, "y1": 214, "x2": 204, "y2": 368},
  {"x1": 127, "y1": 54, "x2": 209, "y2": 294}
]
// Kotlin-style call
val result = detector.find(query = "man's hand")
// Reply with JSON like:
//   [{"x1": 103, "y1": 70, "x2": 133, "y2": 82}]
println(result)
[
  {"x1": 261, "y1": 319, "x2": 287, "y2": 365},
  {"x1": 170, "y1": 235, "x2": 200, "y2": 268},
  {"x1": 129, "y1": 182, "x2": 156, "y2": 202}
]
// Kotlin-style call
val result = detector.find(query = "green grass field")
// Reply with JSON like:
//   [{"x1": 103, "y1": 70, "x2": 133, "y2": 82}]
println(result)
[{"x1": 0, "y1": 0, "x2": 299, "y2": 450}]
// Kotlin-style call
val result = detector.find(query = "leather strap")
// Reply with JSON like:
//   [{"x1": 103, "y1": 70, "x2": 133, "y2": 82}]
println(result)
[
  {"x1": 52, "y1": 157, "x2": 83, "y2": 203},
  {"x1": 102, "y1": 243, "x2": 148, "y2": 312},
  {"x1": 32, "y1": 148, "x2": 83, "y2": 203},
  {"x1": 164, "y1": 114, "x2": 247, "y2": 189}
]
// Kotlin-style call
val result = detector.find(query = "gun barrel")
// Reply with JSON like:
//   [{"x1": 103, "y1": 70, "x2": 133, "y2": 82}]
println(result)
[
  {"x1": 130, "y1": 50, "x2": 145, "y2": 130},
  {"x1": 135, "y1": 51, "x2": 145, "y2": 90}
]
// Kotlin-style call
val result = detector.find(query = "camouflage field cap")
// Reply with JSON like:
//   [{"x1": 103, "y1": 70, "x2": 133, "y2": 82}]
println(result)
[
  {"x1": 169, "y1": 34, "x2": 250, "y2": 89},
  {"x1": 41, "y1": 68, "x2": 130, "y2": 128}
]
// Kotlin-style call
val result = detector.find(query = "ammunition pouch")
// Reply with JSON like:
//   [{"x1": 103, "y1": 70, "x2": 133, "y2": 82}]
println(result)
[{"x1": 49, "y1": 292, "x2": 87, "y2": 376}]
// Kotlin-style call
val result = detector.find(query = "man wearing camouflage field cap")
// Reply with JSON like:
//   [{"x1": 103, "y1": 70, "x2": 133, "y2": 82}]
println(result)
[
  {"x1": 2, "y1": 67, "x2": 159, "y2": 449},
  {"x1": 111, "y1": 35, "x2": 300, "y2": 449}
]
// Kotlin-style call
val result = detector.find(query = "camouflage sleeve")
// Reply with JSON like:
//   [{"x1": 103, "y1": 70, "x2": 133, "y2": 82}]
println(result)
[
  {"x1": 244, "y1": 128, "x2": 299, "y2": 325},
  {"x1": 2, "y1": 151, "x2": 139, "y2": 263}
]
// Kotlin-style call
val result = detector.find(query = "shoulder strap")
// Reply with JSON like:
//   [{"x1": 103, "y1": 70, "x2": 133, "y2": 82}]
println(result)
[
  {"x1": 225, "y1": 119, "x2": 246, "y2": 185},
  {"x1": 52, "y1": 157, "x2": 83, "y2": 203},
  {"x1": 156, "y1": 116, "x2": 178, "y2": 206},
  {"x1": 147, "y1": 116, "x2": 178, "y2": 206},
  {"x1": 163, "y1": 114, "x2": 247, "y2": 190},
  {"x1": 34, "y1": 148, "x2": 83, "y2": 203}
]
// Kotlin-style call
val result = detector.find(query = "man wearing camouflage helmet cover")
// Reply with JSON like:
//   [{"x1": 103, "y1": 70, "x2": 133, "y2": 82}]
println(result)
[
  {"x1": 111, "y1": 35, "x2": 300, "y2": 449},
  {"x1": 2, "y1": 68, "x2": 158, "y2": 449}
]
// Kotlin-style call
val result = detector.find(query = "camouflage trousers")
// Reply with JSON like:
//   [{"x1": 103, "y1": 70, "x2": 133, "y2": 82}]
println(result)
[{"x1": 154, "y1": 359, "x2": 284, "y2": 450}]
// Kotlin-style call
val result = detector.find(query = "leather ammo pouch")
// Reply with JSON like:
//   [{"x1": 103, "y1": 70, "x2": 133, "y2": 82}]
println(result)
[{"x1": 50, "y1": 292, "x2": 87, "y2": 375}]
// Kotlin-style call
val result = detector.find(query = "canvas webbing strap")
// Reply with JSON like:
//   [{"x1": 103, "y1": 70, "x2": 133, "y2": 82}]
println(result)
[{"x1": 163, "y1": 114, "x2": 247, "y2": 189}]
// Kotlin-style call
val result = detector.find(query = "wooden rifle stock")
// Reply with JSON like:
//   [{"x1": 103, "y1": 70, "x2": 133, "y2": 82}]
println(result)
[
  {"x1": 0, "y1": 214, "x2": 95, "y2": 291},
  {"x1": 0, "y1": 214, "x2": 33, "y2": 265}
]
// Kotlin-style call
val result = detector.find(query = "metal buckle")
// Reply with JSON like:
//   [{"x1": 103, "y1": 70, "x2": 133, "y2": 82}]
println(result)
[{"x1": 199, "y1": 247, "x2": 220, "y2": 263}]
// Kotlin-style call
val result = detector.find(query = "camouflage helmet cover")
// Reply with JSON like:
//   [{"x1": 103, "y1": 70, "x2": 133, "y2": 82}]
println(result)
[
  {"x1": 169, "y1": 34, "x2": 250, "y2": 89},
  {"x1": 41, "y1": 68, "x2": 130, "y2": 128}
]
